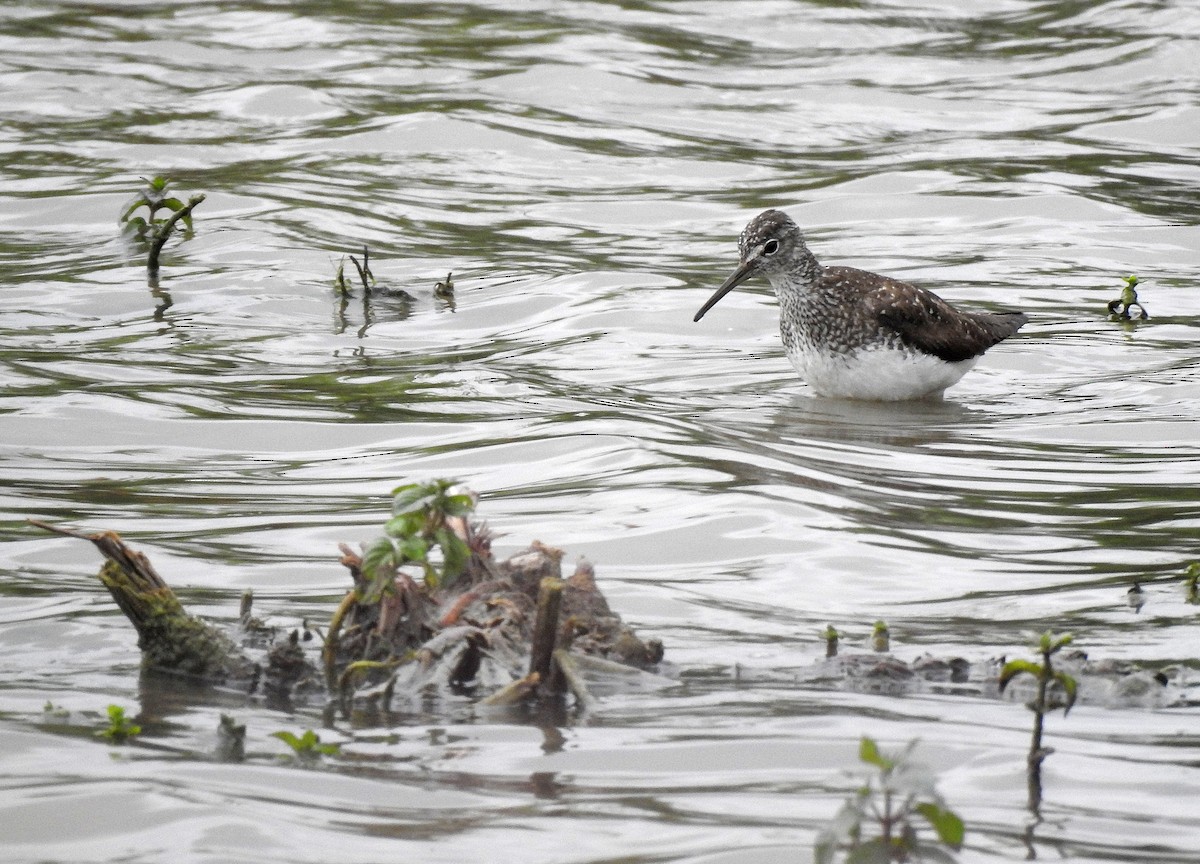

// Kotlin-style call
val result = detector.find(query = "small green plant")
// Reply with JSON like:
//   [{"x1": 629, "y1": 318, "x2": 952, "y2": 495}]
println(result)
[
  {"x1": 95, "y1": 704, "x2": 141, "y2": 743},
  {"x1": 216, "y1": 714, "x2": 246, "y2": 763},
  {"x1": 1184, "y1": 562, "x2": 1200, "y2": 605},
  {"x1": 434, "y1": 271, "x2": 455, "y2": 299},
  {"x1": 998, "y1": 631, "x2": 1077, "y2": 813},
  {"x1": 359, "y1": 480, "x2": 477, "y2": 600},
  {"x1": 335, "y1": 245, "x2": 376, "y2": 297},
  {"x1": 871, "y1": 619, "x2": 890, "y2": 653},
  {"x1": 120, "y1": 176, "x2": 191, "y2": 236},
  {"x1": 1107, "y1": 274, "x2": 1148, "y2": 321},
  {"x1": 824, "y1": 624, "x2": 839, "y2": 658},
  {"x1": 118, "y1": 175, "x2": 205, "y2": 274},
  {"x1": 271, "y1": 728, "x2": 340, "y2": 759},
  {"x1": 815, "y1": 736, "x2": 964, "y2": 864}
]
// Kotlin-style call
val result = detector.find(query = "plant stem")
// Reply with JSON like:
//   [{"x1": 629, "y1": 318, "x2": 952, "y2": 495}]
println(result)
[
  {"x1": 1027, "y1": 647, "x2": 1050, "y2": 813},
  {"x1": 323, "y1": 590, "x2": 358, "y2": 689},
  {"x1": 881, "y1": 787, "x2": 894, "y2": 858},
  {"x1": 147, "y1": 193, "x2": 205, "y2": 276}
]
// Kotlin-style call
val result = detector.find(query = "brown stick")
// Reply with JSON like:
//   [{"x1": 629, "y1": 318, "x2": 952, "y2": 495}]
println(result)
[
  {"x1": 528, "y1": 577, "x2": 564, "y2": 683},
  {"x1": 28, "y1": 519, "x2": 256, "y2": 681},
  {"x1": 552, "y1": 649, "x2": 597, "y2": 712},
  {"x1": 323, "y1": 590, "x2": 359, "y2": 690},
  {"x1": 481, "y1": 672, "x2": 540, "y2": 707},
  {"x1": 29, "y1": 519, "x2": 180, "y2": 623}
]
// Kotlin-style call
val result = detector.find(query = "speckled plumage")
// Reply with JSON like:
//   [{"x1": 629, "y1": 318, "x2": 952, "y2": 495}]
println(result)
[{"x1": 694, "y1": 209, "x2": 1028, "y2": 400}]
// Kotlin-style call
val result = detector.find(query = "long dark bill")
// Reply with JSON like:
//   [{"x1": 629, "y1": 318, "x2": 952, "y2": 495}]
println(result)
[{"x1": 693, "y1": 259, "x2": 756, "y2": 322}]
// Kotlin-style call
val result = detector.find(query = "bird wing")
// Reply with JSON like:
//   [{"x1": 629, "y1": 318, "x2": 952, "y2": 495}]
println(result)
[{"x1": 829, "y1": 270, "x2": 1028, "y2": 363}]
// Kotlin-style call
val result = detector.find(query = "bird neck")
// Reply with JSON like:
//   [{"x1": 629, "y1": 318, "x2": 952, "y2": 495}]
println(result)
[{"x1": 767, "y1": 245, "x2": 822, "y2": 295}]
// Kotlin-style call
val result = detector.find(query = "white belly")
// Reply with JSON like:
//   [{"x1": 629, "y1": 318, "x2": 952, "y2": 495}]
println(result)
[{"x1": 786, "y1": 345, "x2": 977, "y2": 401}]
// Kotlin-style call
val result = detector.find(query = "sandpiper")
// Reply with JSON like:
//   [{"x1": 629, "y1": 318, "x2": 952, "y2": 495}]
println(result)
[{"x1": 694, "y1": 209, "x2": 1028, "y2": 400}]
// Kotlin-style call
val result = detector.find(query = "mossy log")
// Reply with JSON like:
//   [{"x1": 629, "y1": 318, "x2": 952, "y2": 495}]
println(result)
[
  {"x1": 31, "y1": 520, "x2": 258, "y2": 682},
  {"x1": 31, "y1": 518, "x2": 664, "y2": 712}
]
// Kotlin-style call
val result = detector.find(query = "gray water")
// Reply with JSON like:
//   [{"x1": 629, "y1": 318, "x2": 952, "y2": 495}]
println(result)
[{"x1": 2, "y1": 1, "x2": 1199, "y2": 862}]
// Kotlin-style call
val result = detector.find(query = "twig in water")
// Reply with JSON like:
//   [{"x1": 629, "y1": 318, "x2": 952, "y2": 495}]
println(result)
[{"x1": 147, "y1": 194, "x2": 206, "y2": 276}]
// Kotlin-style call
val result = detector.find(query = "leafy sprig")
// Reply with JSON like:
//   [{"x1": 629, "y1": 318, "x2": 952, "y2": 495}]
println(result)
[
  {"x1": 359, "y1": 480, "x2": 476, "y2": 601},
  {"x1": 816, "y1": 736, "x2": 964, "y2": 864}
]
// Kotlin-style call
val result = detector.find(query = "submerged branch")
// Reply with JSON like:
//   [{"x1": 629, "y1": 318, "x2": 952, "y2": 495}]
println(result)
[
  {"x1": 29, "y1": 519, "x2": 257, "y2": 682},
  {"x1": 31, "y1": 511, "x2": 665, "y2": 714},
  {"x1": 147, "y1": 193, "x2": 205, "y2": 276}
]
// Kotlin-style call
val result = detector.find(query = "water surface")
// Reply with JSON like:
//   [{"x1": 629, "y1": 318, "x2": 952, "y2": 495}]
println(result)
[{"x1": 2, "y1": 1, "x2": 1199, "y2": 862}]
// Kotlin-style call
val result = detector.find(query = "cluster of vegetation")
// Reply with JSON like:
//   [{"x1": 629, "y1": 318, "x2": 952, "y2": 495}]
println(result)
[
  {"x1": 817, "y1": 620, "x2": 892, "y2": 657},
  {"x1": 119, "y1": 176, "x2": 205, "y2": 276},
  {"x1": 271, "y1": 728, "x2": 340, "y2": 761},
  {"x1": 816, "y1": 737, "x2": 964, "y2": 864},
  {"x1": 817, "y1": 629, "x2": 1080, "y2": 862},
  {"x1": 1107, "y1": 273, "x2": 1148, "y2": 321},
  {"x1": 359, "y1": 480, "x2": 476, "y2": 598},
  {"x1": 334, "y1": 245, "x2": 377, "y2": 297},
  {"x1": 96, "y1": 704, "x2": 141, "y2": 743},
  {"x1": 332, "y1": 245, "x2": 454, "y2": 311},
  {"x1": 998, "y1": 631, "x2": 1077, "y2": 815},
  {"x1": 1185, "y1": 562, "x2": 1199, "y2": 604},
  {"x1": 323, "y1": 479, "x2": 482, "y2": 690}
]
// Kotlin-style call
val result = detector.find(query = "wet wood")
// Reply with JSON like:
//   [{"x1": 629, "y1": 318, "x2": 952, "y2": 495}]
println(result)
[
  {"x1": 552, "y1": 649, "x2": 597, "y2": 712},
  {"x1": 28, "y1": 519, "x2": 258, "y2": 683},
  {"x1": 528, "y1": 577, "x2": 564, "y2": 683},
  {"x1": 31, "y1": 518, "x2": 665, "y2": 713}
]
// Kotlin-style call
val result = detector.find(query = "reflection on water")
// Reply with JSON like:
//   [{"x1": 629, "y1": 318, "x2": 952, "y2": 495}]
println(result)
[{"x1": 2, "y1": 0, "x2": 1199, "y2": 862}]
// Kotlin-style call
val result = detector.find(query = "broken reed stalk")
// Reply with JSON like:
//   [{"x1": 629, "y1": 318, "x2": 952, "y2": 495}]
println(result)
[
  {"x1": 528, "y1": 577, "x2": 564, "y2": 683},
  {"x1": 28, "y1": 519, "x2": 255, "y2": 681},
  {"x1": 147, "y1": 193, "x2": 206, "y2": 276},
  {"x1": 480, "y1": 672, "x2": 540, "y2": 707},
  {"x1": 323, "y1": 590, "x2": 358, "y2": 690},
  {"x1": 552, "y1": 648, "x2": 597, "y2": 712}
]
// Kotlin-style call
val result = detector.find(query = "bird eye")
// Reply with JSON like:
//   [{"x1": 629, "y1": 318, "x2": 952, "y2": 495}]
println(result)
[{"x1": 763, "y1": 239, "x2": 780, "y2": 255}]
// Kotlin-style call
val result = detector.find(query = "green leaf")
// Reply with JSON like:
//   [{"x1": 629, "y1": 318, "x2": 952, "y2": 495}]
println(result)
[
  {"x1": 998, "y1": 659, "x2": 1042, "y2": 692},
  {"x1": 391, "y1": 481, "x2": 436, "y2": 515},
  {"x1": 271, "y1": 730, "x2": 302, "y2": 750},
  {"x1": 858, "y1": 736, "x2": 892, "y2": 771},
  {"x1": 819, "y1": 797, "x2": 865, "y2": 854},
  {"x1": 119, "y1": 197, "x2": 148, "y2": 223},
  {"x1": 361, "y1": 535, "x2": 398, "y2": 576},
  {"x1": 1054, "y1": 671, "x2": 1078, "y2": 715},
  {"x1": 360, "y1": 536, "x2": 399, "y2": 603},
  {"x1": 421, "y1": 561, "x2": 439, "y2": 589},
  {"x1": 916, "y1": 801, "x2": 965, "y2": 849},
  {"x1": 441, "y1": 492, "x2": 475, "y2": 518},
  {"x1": 889, "y1": 759, "x2": 938, "y2": 800},
  {"x1": 398, "y1": 535, "x2": 430, "y2": 563},
  {"x1": 435, "y1": 526, "x2": 470, "y2": 587},
  {"x1": 845, "y1": 838, "x2": 892, "y2": 864},
  {"x1": 272, "y1": 729, "x2": 339, "y2": 757},
  {"x1": 161, "y1": 197, "x2": 185, "y2": 212},
  {"x1": 384, "y1": 510, "x2": 424, "y2": 539}
]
